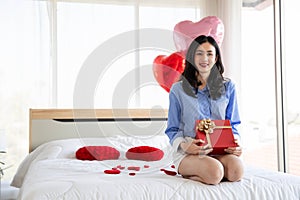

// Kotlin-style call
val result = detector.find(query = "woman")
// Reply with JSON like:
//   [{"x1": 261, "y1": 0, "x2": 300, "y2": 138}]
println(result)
[{"x1": 165, "y1": 35, "x2": 244, "y2": 185}]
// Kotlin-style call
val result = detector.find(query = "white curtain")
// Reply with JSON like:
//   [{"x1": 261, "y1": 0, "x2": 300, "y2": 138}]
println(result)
[
  {"x1": 47, "y1": 0, "x2": 58, "y2": 106},
  {"x1": 0, "y1": 0, "x2": 51, "y2": 180},
  {"x1": 199, "y1": 0, "x2": 243, "y2": 92},
  {"x1": 218, "y1": 0, "x2": 242, "y2": 91}
]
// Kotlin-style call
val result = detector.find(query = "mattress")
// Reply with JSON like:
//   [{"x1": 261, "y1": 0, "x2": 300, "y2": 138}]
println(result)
[{"x1": 11, "y1": 135, "x2": 300, "y2": 200}]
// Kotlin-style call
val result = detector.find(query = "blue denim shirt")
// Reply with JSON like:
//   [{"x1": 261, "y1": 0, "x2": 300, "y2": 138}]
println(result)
[{"x1": 165, "y1": 79, "x2": 241, "y2": 149}]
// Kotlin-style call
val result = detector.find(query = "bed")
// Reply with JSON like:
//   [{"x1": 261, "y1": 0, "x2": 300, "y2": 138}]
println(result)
[{"x1": 11, "y1": 109, "x2": 300, "y2": 200}]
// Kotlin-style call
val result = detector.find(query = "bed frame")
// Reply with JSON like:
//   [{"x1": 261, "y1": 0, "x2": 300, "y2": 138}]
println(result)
[{"x1": 29, "y1": 108, "x2": 168, "y2": 152}]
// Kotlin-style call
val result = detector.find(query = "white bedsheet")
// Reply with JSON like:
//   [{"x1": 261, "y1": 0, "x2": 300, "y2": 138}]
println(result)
[{"x1": 11, "y1": 136, "x2": 300, "y2": 200}]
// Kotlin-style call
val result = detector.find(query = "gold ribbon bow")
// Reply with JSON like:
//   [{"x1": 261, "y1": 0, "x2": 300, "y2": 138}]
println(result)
[{"x1": 196, "y1": 119, "x2": 232, "y2": 147}]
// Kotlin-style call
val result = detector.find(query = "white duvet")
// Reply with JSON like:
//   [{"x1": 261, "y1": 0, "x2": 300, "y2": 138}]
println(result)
[{"x1": 11, "y1": 136, "x2": 300, "y2": 200}]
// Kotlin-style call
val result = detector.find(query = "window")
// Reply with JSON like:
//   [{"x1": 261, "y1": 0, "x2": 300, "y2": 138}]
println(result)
[
  {"x1": 283, "y1": 0, "x2": 300, "y2": 176},
  {"x1": 57, "y1": 2, "x2": 200, "y2": 108},
  {"x1": 241, "y1": 4, "x2": 278, "y2": 171}
]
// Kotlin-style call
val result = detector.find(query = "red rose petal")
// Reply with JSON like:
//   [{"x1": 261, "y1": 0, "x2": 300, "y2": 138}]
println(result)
[
  {"x1": 171, "y1": 165, "x2": 175, "y2": 169},
  {"x1": 129, "y1": 172, "x2": 136, "y2": 176},
  {"x1": 104, "y1": 169, "x2": 121, "y2": 174},
  {"x1": 144, "y1": 165, "x2": 150, "y2": 168},
  {"x1": 161, "y1": 169, "x2": 177, "y2": 176},
  {"x1": 127, "y1": 166, "x2": 140, "y2": 171},
  {"x1": 116, "y1": 165, "x2": 125, "y2": 170}
]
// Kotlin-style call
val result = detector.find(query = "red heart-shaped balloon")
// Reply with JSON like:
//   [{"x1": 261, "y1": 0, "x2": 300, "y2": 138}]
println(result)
[
  {"x1": 173, "y1": 16, "x2": 224, "y2": 54},
  {"x1": 153, "y1": 52, "x2": 185, "y2": 92}
]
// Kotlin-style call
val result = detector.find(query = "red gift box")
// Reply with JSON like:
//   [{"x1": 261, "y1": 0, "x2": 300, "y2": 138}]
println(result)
[{"x1": 195, "y1": 119, "x2": 237, "y2": 155}]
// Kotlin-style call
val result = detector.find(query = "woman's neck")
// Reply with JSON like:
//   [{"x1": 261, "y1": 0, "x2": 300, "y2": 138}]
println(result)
[{"x1": 197, "y1": 73, "x2": 209, "y2": 89}]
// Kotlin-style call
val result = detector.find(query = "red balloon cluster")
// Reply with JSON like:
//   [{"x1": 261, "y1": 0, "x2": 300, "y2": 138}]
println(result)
[{"x1": 153, "y1": 16, "x2": 225, "y2": 92}]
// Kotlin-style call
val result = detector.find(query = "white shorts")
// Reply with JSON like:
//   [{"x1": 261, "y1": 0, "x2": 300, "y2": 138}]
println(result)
[{"x1": 172, "y1": 148, "x2": 187, "y2": 173}]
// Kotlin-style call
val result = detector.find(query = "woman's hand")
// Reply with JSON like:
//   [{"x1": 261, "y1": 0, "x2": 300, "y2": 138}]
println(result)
[
  {"x1": 180, "y1": 139, "x2": 213, "y2": 155},
  {"x1": 224, "y1": 139, "x2": 242, "y2": 156}
]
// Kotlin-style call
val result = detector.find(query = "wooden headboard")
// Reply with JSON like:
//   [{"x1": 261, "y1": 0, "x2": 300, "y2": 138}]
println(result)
[{"x1": 29, "y1": 109, "x2": 168, "y2": 152}]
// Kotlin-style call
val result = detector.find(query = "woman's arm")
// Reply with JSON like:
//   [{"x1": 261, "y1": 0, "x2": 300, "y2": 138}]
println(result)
[
  {"x1": 165, "y1": 90, "x2": 186, "y2": 150},
  {"x1": 225, "y1": 81, "x2": 241, "y2": 136}
]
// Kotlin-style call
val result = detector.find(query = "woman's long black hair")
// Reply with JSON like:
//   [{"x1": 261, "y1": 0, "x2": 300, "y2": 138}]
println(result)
[{"x1": 181, "y1": 35, "x2": 225, "y2": 100}]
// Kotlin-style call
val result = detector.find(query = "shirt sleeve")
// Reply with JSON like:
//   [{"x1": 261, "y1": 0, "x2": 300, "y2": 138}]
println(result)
[
  {"x1": 165, "y1": 88, "x2": 186, "y2": 150},
  {"x1": 225, "y1": 81, "x2": 241, "y2": 136}
]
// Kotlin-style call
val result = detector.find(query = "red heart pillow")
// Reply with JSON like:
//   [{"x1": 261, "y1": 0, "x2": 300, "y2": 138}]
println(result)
[
  {"x1": 126, "y1": 146, "x2": 164, "y2": 161},
  {"x1": 76, "y1": 146, "x2": 120, "y2": 161}
]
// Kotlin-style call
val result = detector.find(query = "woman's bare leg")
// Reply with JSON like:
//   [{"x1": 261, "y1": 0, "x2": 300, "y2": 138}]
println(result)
[
  {"x1": 216, "y1": 154, "x2": 244, "y2": 182},
  {"x1": 178, "y1": 155, "x2": 224, "y2": 185}
]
